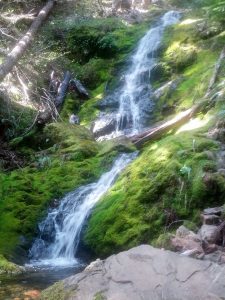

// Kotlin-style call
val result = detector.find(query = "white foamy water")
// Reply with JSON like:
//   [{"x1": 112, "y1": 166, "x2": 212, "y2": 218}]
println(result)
[
  {"x1": 29, "y1": 153, "x2": 136, "y2": 266},
  {"x1": 93, "y1": 11, "x2": 181, "y2": 140}
]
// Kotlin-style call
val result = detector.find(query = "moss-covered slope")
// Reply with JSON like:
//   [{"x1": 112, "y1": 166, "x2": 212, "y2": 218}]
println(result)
[
  {"x1": 83, "y1": 2, "x2": 225, "y2": 257},
  {"x1": 0, "y1": 122, "x2": 120, "y2": 258}
]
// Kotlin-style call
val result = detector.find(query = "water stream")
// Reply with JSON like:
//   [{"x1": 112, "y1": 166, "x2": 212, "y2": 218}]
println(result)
[
  {"x1": 0, "y1": 11, "x2": 180, "y2": 299},
  {"x1": 29, "y1": 153, "x2": 136, "y2": 267},
  {"x1": 93, "y1": 11, "x2": 181, "y2": 140}
]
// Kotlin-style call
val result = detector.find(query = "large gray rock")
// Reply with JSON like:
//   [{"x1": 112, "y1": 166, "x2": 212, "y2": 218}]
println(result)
[
  {"x1": 41, "y1": 245, "x2": 225, "y2": 300},
  {"x1": 199, "y1": 224, "x2": 220, "y2": 244}
]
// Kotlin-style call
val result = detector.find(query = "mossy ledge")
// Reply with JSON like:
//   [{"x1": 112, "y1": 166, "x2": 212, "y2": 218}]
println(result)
[{"x1": 0, "y1": 122, "x2": 131, "y2": 263}]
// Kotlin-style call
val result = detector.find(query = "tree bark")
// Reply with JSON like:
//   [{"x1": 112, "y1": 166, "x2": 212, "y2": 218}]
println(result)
[
  {"x1": 131, "y1": 103, "x2": 202, "y2": 148},
  {"x1": 205, "y1": 46, "x2": 225, "y2": 97},
  {"x1": 37, "y1": 71, "x2": 71, "y2": 125},
  {"x1": 55, "y1": 71, "x2": 71, "y2": 107},
  {"x1": 0, "y1": 0, "x2": 55, "y2": 83}
]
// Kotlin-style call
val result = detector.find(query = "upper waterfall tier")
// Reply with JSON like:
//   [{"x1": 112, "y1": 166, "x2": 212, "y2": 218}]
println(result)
[{"x1": 92, "y1": 11, "x2": 181, "y2": 140}]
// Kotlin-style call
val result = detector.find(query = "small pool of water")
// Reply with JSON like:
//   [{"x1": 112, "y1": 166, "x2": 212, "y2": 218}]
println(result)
[{"x1": 0, "y1": 264, "x2": 85, "y2": 300}]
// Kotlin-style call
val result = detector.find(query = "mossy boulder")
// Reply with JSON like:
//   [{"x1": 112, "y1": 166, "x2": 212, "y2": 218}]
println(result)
[
  {"x1": 43, "y1": 122, "x2": 99, "y2": 159},
  {"x1": 150, "y1": 62, "x2": 172, "y2": 84},
  {"x1": 164, "y1": 42, "x2": 197, "y2": 72},
  {"x1": 40, "y1": 282, "x2": 73, "y2": 300},
  {"x1": 0, "y1": 255, "x2": 24, "y2": 275},
  {"x1": 99, "y1": 136, "x2": 136, "y2": 156}
]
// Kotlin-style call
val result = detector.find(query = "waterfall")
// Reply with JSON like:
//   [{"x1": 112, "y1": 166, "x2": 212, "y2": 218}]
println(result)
[
  {"x1": 29, "y1": 153, "x2": 136, "y2": 266},
  {"x1": 93, "y1": 11, "x2": 181, "y2": 140},
  {"x1": 29, "y1": 11, "x2": 180, "y2": 267}
]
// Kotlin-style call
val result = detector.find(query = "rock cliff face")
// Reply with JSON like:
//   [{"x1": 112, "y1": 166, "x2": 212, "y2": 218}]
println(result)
[{"x1": 41, "y1": 245, "x2": 225, "y2": 300}]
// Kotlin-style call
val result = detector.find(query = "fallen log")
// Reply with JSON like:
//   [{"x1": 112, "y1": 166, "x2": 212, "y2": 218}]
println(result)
[
  {"x1": 70, "y1": 79, "x2": 90, "y2": 99},
  {"x1": 131, "y1": 47, "x2": 225, "y2": 148},
  {"x1": 131, "y1": 103, "x2": 202, "y2": 148},
  {"x1": 205, "y1": 46, "x2": 225, "y2": 97},
  {"x1": 37, "y1": 71, "x2": 71, "y2": 125},
  {"x1": 55, "y1": 71, "x2": 71, "y2": 107},
  {"x1": 0, "y1": 0, "x2": 55, "y2": 82}
]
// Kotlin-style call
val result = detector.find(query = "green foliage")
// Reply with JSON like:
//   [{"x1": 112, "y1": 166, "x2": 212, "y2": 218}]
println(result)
[{"x1": 0, "y1": 255, "x2": 22, "y2": 275}]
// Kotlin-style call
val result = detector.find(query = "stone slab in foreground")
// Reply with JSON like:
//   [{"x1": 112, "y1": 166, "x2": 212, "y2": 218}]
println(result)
[{"x1": 41, "y1": 245, "x2": 225, "y2": 300}]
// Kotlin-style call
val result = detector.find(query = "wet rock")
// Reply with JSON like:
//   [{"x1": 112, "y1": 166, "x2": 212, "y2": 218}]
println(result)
[
  {"x1": 204, "y1": 250, "x2": 225, "y2": 264},
  {"x1": 217, "y1": 168, "x2": 225, "y2": 177},
  {"x1": 69, "y1": 114, "x2": 80, "y2": 125},
  {"x1": 99, "y1": 136, "x2": 136, "y2": 156},
  {"x1": 176, "y1": 225, "x2": 192, "y2": 238},
  {"x1": 41, "y1": 245, "x2": 225, "y2": 300},
  {"x1": 203, "y1": 206, "x2": 224, "y2": 216},
  {"x1": 96, "y1": 95, "x2": 119, "y2": 109},
  {"x1": 150, "y1": 63, "x2": 171, "y2": 83},
  {"x1": 199, "y1": 224, "x2": 220, "y2": 244},
  {"x1": 201, "y1": 214, "x2": 220, "y2": 225},
  {"x1": 92, "y1": 114, "x2": 117, "y2": 138},
  {"x1": 152, "y1": 79, "x2": 181, "y2": 101},
  {"x1": 50, "y1": 198, "x2": 60, "y2": 209}
]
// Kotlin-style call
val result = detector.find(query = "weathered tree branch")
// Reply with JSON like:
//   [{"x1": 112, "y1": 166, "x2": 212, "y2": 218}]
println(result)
[
  {"x1": 0, "y1": 0, "x2": 55, "y2": 83},
  {"x1": 131, "y1": 104, "x2": 202, "y2": 147},
  {"x1": 205, "y1": 46, "x2": 225, "y2": 97}
]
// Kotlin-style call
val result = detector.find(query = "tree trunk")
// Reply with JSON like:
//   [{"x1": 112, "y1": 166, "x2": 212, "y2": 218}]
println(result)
[
  {"x1": 0, "y1": 0, "x2": 55, "y2": 83},
  {"x1": 131, "y1": 103, "x2": 202, "y2": 148},
  {"x1": 55, "y1": 71, "x2": 71, "y2": 107}
]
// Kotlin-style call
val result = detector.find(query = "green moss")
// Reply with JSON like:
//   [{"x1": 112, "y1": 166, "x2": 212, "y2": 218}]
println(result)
[
  {"x1": 84, "y1": 130, "x2": 223, "y2": 257},
  {"x1": 0, "y1": 255, "x2": 22, "y2": 275},
  {"x1": 94, "y1": 292, "x2": 107, "y2": 300},
  {"x1": 41, "y1": 282, "x2": 73, "y2": 300},
  {"x1": 98, "y1": 137, "x2": 136, "y2": 156},
  {"x1": 79, "y1": 84, "x2": 105, "y2": 126},
  {"x1": 0, "y1": 122, "x2": 118, "y2": 256},
  {"x1": 152, "y1": 11, "x2": 224, "y2": 122}
]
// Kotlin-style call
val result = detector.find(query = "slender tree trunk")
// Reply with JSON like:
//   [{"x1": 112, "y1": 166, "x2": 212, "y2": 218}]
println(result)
[{"x1": 0, "y1": 0, "x2": 55, "y2": 83}]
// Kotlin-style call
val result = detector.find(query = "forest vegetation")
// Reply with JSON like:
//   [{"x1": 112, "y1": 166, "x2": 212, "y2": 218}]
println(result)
[{"x1": 1, "y1": 0, "x2": 225, "y2": 277}]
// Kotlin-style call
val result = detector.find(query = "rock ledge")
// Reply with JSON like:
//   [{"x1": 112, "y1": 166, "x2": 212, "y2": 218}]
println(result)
[{"x1": 41, "y1": 245, "x2": 225, "y2": 300}]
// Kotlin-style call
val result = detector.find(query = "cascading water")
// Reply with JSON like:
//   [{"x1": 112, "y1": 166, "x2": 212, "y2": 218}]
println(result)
[
  {"x1": 93, "y1": 11, "x2": 181, "y2": 140},
  {"x1": 29, "y1": 153, "x2": 136, "y2": 266},
  {"x1": 29, "y1": 11, "x2": 180, "y2": 268}
]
